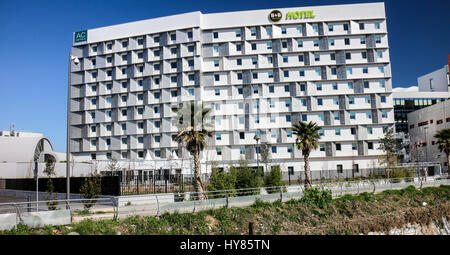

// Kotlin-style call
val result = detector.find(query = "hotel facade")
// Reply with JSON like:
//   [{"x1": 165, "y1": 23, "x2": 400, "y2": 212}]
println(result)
[{"x1": 69, "y1": 2, "x2": 394, "y2": 175}]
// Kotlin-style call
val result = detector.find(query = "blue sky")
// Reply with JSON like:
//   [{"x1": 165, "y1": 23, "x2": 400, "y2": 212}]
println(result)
[{"x1": 0, "y1": 0, "x2": 449, "y2": 153}]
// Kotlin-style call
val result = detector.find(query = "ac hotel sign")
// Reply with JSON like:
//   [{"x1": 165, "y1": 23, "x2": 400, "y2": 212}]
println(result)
[{"x1": 269, "y1": 9, "x2": 316, "y2": 22}]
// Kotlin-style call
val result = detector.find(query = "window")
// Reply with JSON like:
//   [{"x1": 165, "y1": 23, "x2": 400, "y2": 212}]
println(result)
[
  {"x1": 336, "y1": 144, "x2": 342, "y2": 151},
  {"x1": 287, "y1": 145, "x2": 293, "y2": 153},
  {"x1": 253, "y1": 86, "x2": 259, "y2": 94},
  {"x1": 268, "y1": 71, "x2": 274, "y2": 78},
  {"x1": 344, "y1": 38, "x2": 350, "y2": 45},
  {"x1": 319, "y1": 129, "x2": 324, "y2": 136},
  {"x1": 107, "y1": 56, "x2": 112, "y2": 63},
  {"x1": 312, "y1": 25, "x2": 318, "y2": 33},
  {"x1": 240, "y1": 147, "x2": 245, "y2": 155},
  {"x1": 286, "y1": 115, "x2": 291, "y2": 122},
  {"x1": 251, "y1": 28, "x2": 256, "y2": 36},
  {"x1": 335, "y1": 128, "x2": 341, "y2": 136},
  {"x1": 375, "y1": 22, "x2": 380, "y2": 29},
  {"x1": 122, "y1": 137, "x2": 127, "y2": 145},
  {"x1": 271, "y1": 146, "x2": 277, "y2": 154},
  {"x1": 343, "y1": 24, "x2": 349, "y2": 31},
  {"x1": 213, "y1": 45, "x2": 219, "y2": 53},
  {"x1": 284, "y1": 70, "x2": 289, "y2": 77},
  {"x1": 362, "y1": 52, "x2": 367, "y2": 59},
  {"x1": 154, "y1": 106, "x2": 160, "y2": 114},
  {"x1": 137, "y1": 108, "x2": 144, "y2": 115},
  {"x1": 216, "y1": 133, "x2": 221, "y2": 141},
  {"x1": 121, "y1": 80, "x2": 126, "y2": 88},
  {"x1": 329, "y1": 39, "x2": 335, "y2": 46},
  {"x1": 171, "y1": 62, "x2": 177, "y2": 69},
  {"x1": 349, "y1": 97, "x2": 355, "y2": 104},
  {"x1": 214, "y1": 74, "x2": 220, "y2": 81},
  {"x1": 299, "y1": 70, "x2": 305, "y2": 77},
  {"x1": 252, "y1": 57, "x2": 257, "y2": 65},
  {"x1": 320, "y1": 144, "x2": 325, "y2": 152},
  {"x1": 300, "y1": 84, "x2": 306, "y2": 91},
  {"x1": 269, "y1": 85, "x2": 274, "y2": 93},
  {"x1": 313, "y1": 40, "x2": 319, "y2": 47},
  {"x1": 154, "y1": 150, "x2": 161, "y2": 158},
  {"x1": 316, "y1": 83, "x2": 322, "y2": 91},
  {"x1": 213, "y1": 32, "x2": 218, "y2": 39},
  {"x1": 302, "y1": 114, "x2": 307, "y2": 122},
  {"x1": 170, "y1": 33, "x2": 176, "y2": 41},
  {"x1": 366, "y1": 112, "x2": 372, "y2": 119},
  {"x1": 301, "y1": 99, "x2": 307, "y2": 107},
  {"x1": 121, "y1": 68, "x2": 127, "y2": 75},
  {"x1": 107, "y1": 43, "x2": 112, "y2": 50},
  {"x1": 328, "y1": 24, "x2": 334, "y2": 32},
  {"x1": 92, "y1": 71, "x2": 97, "y2": 79},
  {"x1": 346, "y1": 53, "x2": 351, "y2": 60},
  {"x1": 283, "y1": 56, "x2": 288, "y2": 63},
  {"x1": 188, "y1": 60, "x2": 194, "y2": 67},
  {"x1": 237, "y1": 72, "x2": 242, "y2": 80},
  {"x1": 299, "y1": 54, "x2": 304, "y2": 62},
  {"x1": 287, "y1": 129, "x2": 292, "y2": 138},
  {"x1": 368, "y1": 142, "x2": 374, "y2": 150},
  {"x1": 346, "y1": 67, "x2": 353, "y2": 75},
  {"x1": 330, "y1": 53, "x2": 335, "y2": 60},
  {"x1": 155, "y1": 121, "x2": 160, "y2": 128},
  {"x1": 236, "y1": 59, "x2": 242, "y2": 65},
  {"x1": 171, "y1": 76, "x2": 177, "y2": 83},
  {"x1": 314, "y1": 54, "x2": 320, "y2": 61},
  {"x1": 350, "y1": 112, "x2": 355, "y2": 120},
  {"x1": 359, "y1": 23, "x2": 365, "y2": 30},
  {"x1": 282, "y1": 41, "x2": 287, "y2": 48},
  {"x1": 121, "y1": 109, "x2": 127, "y2": 116},
  {"x1": 235, "y1": 30, "x2": 241, "y2": 37},
  {"x1": 352, "y1": 143, "x2": 357, "y2": 150},
  {"x1": 317, "y1": 98, "x2": 323, "y2": 106},
  {"x1": 267, "y1": 56, "x2": 273, "y2": 64},
  {"x1": 377, "y1": 51, "x2": 383, "y2": 58},
  {"x1": 215, "y1": 89, "x2": 220, "y2": 96},
  {"x1": 138, "y1": 38, "x2": 144, "y2": 45},
  {"x1": 379, "y1": 80, "x2": 385, "y2": 88},
  {"x1": 154, "y1": 92, "x2": 160, "y2": 99},
  {"x1": 266, "y1": 27, "x2": 272, "y2": 36},
  {"x1": 375, "y1": 36, "x2": 381, "y2": 44},
  {"x1": 348, "y1": 82, "x2": 353, "y2": 89},
  {"x1": 188, "y1": 45, "x2": 195, "y2": 53},
  {"x1": 189, "y1": 88, "x2": 195, "y2": 96},
  {"x1": 297, "y1": 40, "x2": 303, "y2": 48},
  {"x1": 360, "y1": 37, "x2": 366, "y2": 44},
  {"x1": 382, "y1": 110, "x2": 388, "y2": 118},
  {"x1": 154, "y1": 36, "x2": 160, "y2": 43},
  {"x1": 281, "y1": 27, "x2": 286, "y2": 34},
  {"x1": 378, "y1": 66, "x2": 384, "y2": 73},
  {"x1": 188, "y1": 74, "x2": 195, "y2": 81},
  {"x1": 236, "y1": 44, "x2": 241, "y2": 51},
  {"x1": 381, "y1": 95, "x2": 386, "y2": 103},
  {"x1": 238, "y1": 87, "x2": 243, "y2": 95},
  {"x1": 363, "y1": 67, "x2": 368, "y2": 74},
  {"x1": 315, "y1": 69, "x2": 321, "y2": 76},
  {"x1": 331, "y1": 68, "x2": 336, "y2": 75},
  {"x1": 187, "y1": 31, "x2": 193, "y2": 39}
]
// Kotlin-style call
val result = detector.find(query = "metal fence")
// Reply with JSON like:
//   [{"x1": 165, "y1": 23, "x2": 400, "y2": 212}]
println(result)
[{"x1": 1, "y1": 176, "x2": 449, "y2": 230}]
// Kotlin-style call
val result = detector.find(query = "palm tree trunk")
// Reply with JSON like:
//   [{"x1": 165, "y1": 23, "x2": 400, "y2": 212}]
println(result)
[
  {"x1": 193, "y1": 149, "x2": 207, "y2": 200},
  {"x1": 304, "y1": 153, "x2": 312, "y2": 188},
  {"x1": 447, "y1": 152, "x2": 450, "y2": 175}
]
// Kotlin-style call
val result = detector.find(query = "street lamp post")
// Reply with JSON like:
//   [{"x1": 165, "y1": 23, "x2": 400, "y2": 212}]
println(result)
[
  {"x1": 253, "y1": 133, "x2": 260, "y2": 177},
  {"x1": 67, "y1": 54, "x2": 79, "y2": 204}
]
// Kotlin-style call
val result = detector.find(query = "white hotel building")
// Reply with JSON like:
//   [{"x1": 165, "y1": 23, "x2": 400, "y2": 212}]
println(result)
[{"x1": 69, "y1": 2, "x2": 394, "y2": 175}]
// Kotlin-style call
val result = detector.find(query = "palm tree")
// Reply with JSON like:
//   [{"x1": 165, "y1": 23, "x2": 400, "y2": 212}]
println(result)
[
  {"x1": 434, "y1": 128, "x2": 450, "y2": 174},
  {"x1": 292, "y1": 121, "x2": 322, "y2": 188},
  {"x1": 174, "y1": 101, "x2": 213, "y2": 199}
]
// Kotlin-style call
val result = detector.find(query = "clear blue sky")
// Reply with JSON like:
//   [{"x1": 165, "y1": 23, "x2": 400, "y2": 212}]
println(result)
[{"x1": 0, "y1": 0, "x2": 449, "y2": 153}]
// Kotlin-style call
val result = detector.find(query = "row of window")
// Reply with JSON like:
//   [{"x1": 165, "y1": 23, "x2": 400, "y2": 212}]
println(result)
[
  {"x1": 210, "y1": 21, "x2": 382, "y2": 40},
  {"x1": 410, "y1": 117, "x2": 450, "y2": 129},
  {"x1": 209, "y1": 36, "x2": 384, "y2": 55},
  {"x1": 89, "y1": 30, "x2": 195, "y2": 54}
]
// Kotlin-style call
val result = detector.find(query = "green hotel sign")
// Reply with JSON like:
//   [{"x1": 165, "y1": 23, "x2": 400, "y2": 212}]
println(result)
[
  {"x1": 74, "y1": 30, "x2": 87, "y2": 43},
  {"x1": 269, "y1": 9, "x2": 316, "y2": 22}
]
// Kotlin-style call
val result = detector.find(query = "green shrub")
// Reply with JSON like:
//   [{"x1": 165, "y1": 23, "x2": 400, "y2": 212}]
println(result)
[
  {"x1": 300, "y1": 186, "x2": 332, "y2": 209},
  {"x1": 207, "y1": 164, "x2": 237, "y2": 198},
  {"x1": 234, "y1": 160, "x2": 261, "y2": 196},
  {"x1": 264, "y1": 165, "x2": 284, "y2": 193}
]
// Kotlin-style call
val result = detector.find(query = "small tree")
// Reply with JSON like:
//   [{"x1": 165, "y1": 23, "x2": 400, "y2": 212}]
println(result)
[
  {"x1": 264, "y1": 165, "x2": 283, "y2": 193},
  {"x1": 378, "y1": 127, "x2": 400, "y2": 178},
  {"x1": 80, "y1": 167, "x2": 102, "y2": 210},
  {"x1": 207, "y1": 162, "x2": 237, "y2": 198},
  {"x1": 44, "y1": 159, "x2": 58, "y2": 210},
  {"x1": 260, "y1": 143, "x2": 271, "y2": 176},
  {"x1": 234, "y1": 159, "x2": 261, "y2": 196}
]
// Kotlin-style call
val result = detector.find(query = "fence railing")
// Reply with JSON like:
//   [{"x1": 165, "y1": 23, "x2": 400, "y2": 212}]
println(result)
[{"x1": 1, "y1": 176, "x2": 449, "y2": 230}]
